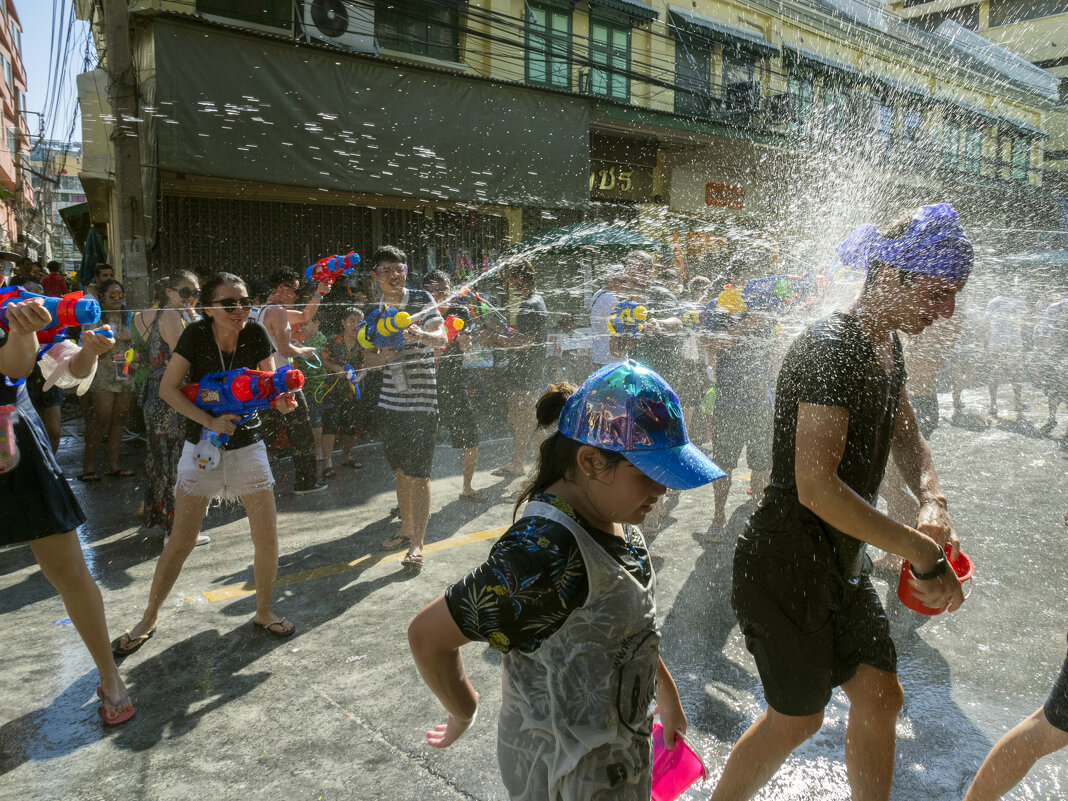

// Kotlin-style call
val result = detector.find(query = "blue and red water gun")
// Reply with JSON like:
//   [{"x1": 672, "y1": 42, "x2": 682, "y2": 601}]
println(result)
[
  {"x1": 180, "y1": 365, "x2": 304, "y2": 469},
  {"x1": 306, "y1": 252, "x2": 360, "y2": 287},
  {"x1": 356, "y1": 308, "x2": 411, "y2": 351},
  {"x1": 0, "y1": 286, "x2": 100, "y2": 343}
]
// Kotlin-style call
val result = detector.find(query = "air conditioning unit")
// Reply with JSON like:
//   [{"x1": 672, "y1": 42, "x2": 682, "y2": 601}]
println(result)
[
  {"x1": 725, "y1": 81, "x2": 762, "y2": 111},
  {"x1": 302, "y1": 0, "x2": 377, "y2": 54}
]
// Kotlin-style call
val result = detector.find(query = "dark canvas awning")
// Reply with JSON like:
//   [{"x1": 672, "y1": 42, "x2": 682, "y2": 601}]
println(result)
[
  {"x1": 781, "y1": 43, "x2": 862, "y2": 78},
  {"x1": 669, "y1": 8, "x2": 778, "y2": 56},
  {"x1": 152, "y1": 18, "x2": 591, "y2": 208},
  {"x1": 589, "y1": 0, "x2": 658, "y2": 24}
]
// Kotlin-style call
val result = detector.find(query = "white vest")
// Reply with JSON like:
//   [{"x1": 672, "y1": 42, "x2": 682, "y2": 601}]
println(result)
[{"x1": 498, "y1": 500, "x2": 659, "y2": 801}]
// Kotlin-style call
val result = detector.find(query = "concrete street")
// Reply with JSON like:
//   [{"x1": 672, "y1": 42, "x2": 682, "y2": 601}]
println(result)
[{"x1": 1, "y1": 385, "x2": 1066, "y2": 801}]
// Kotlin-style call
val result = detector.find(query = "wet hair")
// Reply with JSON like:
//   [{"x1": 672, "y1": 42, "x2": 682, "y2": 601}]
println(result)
[
  {"x1": 371, "y1": 245, "x2": 407, "y2": 270},
  {"x1": 248, "y1": 279, "x2": 272, "y2": 306},
  {"x1": 688, "y1": 275, "x2": 711, "y2": 296},
  {"x1": 424, "y1": 269, "x2": 451, "y2": 289},
  {"x1": 97, "y1": 279, "x2": 125, "y2": 309},
  {"x1": 659, "y1": 268, "x2": 679, "y2": 285},
  {"x1": 510, "y1": 259, "x2": 535, "y2": 289},
  {"x1": 153, "y1": 270, "x2": 199, "y2": 306},
  {"x1": 270, "y1": 268, "x2": 300, "y2": 290},
  {"x1": 338, "y1": 304, "x2": 363, "y2": 322},
  {"x1": 199, "y1": 272, "x2": 248, "y2": 315},
  {"x1": 513, "y1": 382, "x2": 626, "y2": 519}
]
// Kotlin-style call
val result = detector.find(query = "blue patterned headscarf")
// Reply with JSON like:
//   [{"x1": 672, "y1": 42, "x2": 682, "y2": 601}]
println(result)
[{"x1": 836, "y1": 204, "x2": 973, "y2": 283}]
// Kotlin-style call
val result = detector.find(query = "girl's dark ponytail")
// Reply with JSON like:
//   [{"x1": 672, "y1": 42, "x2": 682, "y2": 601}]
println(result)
[{"x1": 513, "y1": 382, "x2": 624, "y2": 518}]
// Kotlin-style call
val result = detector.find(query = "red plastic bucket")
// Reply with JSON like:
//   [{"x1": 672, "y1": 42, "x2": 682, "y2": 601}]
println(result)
[
  {"x1": 897, "y1": 544, "x2": 973, "y2": 615},
  {"x1": 651, "y1": 721, "x2": 707, "y2": 801}
]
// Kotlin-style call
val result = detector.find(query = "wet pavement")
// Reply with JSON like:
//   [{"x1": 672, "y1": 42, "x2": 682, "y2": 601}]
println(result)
[{"x1": 1, "y1": 385, "x2": 1066, "y2": 801}]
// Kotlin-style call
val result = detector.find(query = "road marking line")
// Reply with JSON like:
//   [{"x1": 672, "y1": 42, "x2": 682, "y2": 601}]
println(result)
[{"x1": 202, "y1": 525, "x2": 508, "y2": 602}]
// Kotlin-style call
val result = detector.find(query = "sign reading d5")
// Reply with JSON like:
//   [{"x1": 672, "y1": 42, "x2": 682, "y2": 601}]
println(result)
[{"x1": 706, "y1": 182, "x2": 745, "y2": 209}]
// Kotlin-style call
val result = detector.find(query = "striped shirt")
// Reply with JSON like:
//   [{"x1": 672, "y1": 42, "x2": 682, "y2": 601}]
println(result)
[{"x1": 367, "y1": 288, "x2": 441, "y2": 414}]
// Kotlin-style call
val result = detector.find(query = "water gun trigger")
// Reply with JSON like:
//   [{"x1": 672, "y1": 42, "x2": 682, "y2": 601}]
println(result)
[{"x1": 122, "y1": 348, "x2": 135, "y2": 376}]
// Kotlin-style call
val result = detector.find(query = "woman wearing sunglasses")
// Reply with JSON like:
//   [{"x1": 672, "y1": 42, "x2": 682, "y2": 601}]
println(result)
[
  {"x1": 133, "y1": 271, "x2": 207, "y2": 541},
  {"x1": 112, "y1": 273, "x2": 298, "y2": 656},
  {"x1": 79, "y1": 279, "x2": 137, "y2": 481}
]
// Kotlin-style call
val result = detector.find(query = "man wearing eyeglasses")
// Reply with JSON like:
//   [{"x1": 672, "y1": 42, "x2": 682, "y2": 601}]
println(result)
[
  {"x1": 253, "y1": 268, "x2": 331, "y2": 495},
  {"x1": 361, "y1": 245, "x2": 447, "y2": 569}
]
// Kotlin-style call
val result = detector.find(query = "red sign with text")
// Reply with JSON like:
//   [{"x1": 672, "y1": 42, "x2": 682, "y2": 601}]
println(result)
[{"x1": 705, "y1": 182, "x2": 745, "y2": 209}]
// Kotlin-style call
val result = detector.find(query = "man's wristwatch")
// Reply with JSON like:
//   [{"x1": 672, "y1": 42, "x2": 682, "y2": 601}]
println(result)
[{"x1": 910, "y1": 555, "x2": 949, "y2": 581}]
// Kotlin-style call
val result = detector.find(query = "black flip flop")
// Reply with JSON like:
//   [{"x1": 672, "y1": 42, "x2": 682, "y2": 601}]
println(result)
[
  {"x1": 112, "y1": 626, "x2": 157, "y2": 658},
  {"x1": 253, "y1": 618, "x2": 296, "y2": 638}
]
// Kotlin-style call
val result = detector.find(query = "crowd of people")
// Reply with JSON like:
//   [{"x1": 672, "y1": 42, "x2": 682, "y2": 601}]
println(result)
[{"x1": 2, "y1": 203, "x2": 1067, "y2": 799}]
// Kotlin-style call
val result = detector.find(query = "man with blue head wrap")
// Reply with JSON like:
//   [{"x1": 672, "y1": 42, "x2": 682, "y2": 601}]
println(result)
[{"x1": 713, "y1": 203, "x2": 971, "y2": 801}]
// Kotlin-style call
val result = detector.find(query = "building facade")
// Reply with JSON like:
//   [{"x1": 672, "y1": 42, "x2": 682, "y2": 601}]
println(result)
[
  {"x1": 889, "y1": 0, "x2": 1068, "y2": 227},
  {"x1": 75, "y1": 0, "x2": 1061, "y2": 290},
  {"x1": 0, "y1": 0, "x2": 33, "y2": 259},
  {"x1": 28, "y1": 141, "x2": 86, "y2": 270}
]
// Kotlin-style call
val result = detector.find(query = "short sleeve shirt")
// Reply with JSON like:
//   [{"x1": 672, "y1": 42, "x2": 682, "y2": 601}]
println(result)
[
  {"x1": 985, "y1": 296, "x2": 1027, "y2": 352},
  {"x1": 589, "y1": 289, "x2": 618, "y2": 366},
  {"x1": 365, "y1": 288, "x2": 441, "y2": 414},
  {"x1": 436, "y1": 304, "x2": 473, "y2": 392},
  {"x1": 503, "y1": 292, "x2": 549, "y2": 384},
  {"x1": 747, "y1": 312, "x2": 906, "y2": 578},
  {"x1": 709, "y1": 313, "x2": 774, "y2": 411},
  {"x1": 632, "y1": 285, "x2": 684, "y2": 383},
  {"x1": 173, "y1": 318, "x2": 274, "y2": 450},
  {"x1": 444, "y1": 494, "x2": 651, "y2": 654}
]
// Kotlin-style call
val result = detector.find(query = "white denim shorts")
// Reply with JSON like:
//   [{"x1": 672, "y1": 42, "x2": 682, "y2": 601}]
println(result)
[{"x1": 176, "y1": 441, "x2": 274, "y2": 502}]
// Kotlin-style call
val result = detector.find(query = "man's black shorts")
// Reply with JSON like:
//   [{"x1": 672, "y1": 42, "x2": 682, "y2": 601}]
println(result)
[
  {"x1": 732, "y1": 537, "x2": 897, "y2": 717},
  {"x1": 378, "y1": 408, "x2": 437, "y2": 479},
  {"x1": 1044, "y1": 634, "x2": 1068, "y2": 733},
  {"x1": 710, "y1": 403, "x2": 773, "y2": 472},
  {"x1": 438, "y1": 382, "x2": 479, "y2": 450}
]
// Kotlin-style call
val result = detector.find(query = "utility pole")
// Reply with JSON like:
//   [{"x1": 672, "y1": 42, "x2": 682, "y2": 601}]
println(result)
[{"x1": 103, "y1": 0, "x2": 148, "y2": 307}]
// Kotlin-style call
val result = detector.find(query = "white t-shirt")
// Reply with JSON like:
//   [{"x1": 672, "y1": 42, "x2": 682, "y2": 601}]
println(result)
[
  {"x1": 589, "y1": 289, "x2": 618, "y2": 366},
  {"x1": 985, "y1": 295, "x2": 1027, "y2": 352}
]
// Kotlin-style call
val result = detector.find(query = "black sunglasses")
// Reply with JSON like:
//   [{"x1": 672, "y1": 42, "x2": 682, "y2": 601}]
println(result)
[
  {"x1": 177, "y1": 287, "x2": 201, "y2": 299},
  {"x1": 212, "y1": 297, "x2": 252, "y2": 311}
]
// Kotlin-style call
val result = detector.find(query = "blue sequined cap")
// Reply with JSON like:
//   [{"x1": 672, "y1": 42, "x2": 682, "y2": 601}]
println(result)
[{"x1": 558, "y1": 360, "x2": 726, "y2": 489}]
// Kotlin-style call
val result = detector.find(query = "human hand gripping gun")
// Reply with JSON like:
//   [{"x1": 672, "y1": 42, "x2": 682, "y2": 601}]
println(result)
[
  {"x1": 305, "y1": 252, "x2": 360, "y2": 290},
  {"x1": 0, "y1": 286, "x2": 100, "y2": 343},
  {"x1": 456, "y1": 288, "x2": 515, "y2": 336},
  {"x1": 606, "y1": 300, "x2": 648, "y2": 336},
  {"x1": 356, "y1": 308, "x2": 411, "y2": 351},
  {"x1": 180, "y1": 365, "x2": 305, "y2": 470}
]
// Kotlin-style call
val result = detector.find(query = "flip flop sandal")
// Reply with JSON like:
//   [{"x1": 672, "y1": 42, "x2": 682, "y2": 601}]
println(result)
[
  {"x1": 77, "y1": 473, "x2": 101, "y2": 482},
  {"x1": 341, "y1": 459, "x2": 363, "y2": 469},
  {"x1": 381, "y1": 534, "x2": 411, "y2": 551},
  {"x1": 112, "y1": 626, "x2": 157, "y2": 658},
  {"x1": 460, "y1": 491, "x2": 489, "y2": 502},
  {"x1": 98, "y1": 692, "x2": 136, "y2": 726},
  {"x1": 107, "y1": 469, "x2": 135, "y2": 478},
  {"x1": 322, "y1": 467, "x2": 338, "y2": 479},
  {"x1": 253, "y1": 618, "x2": 296, "y2": 638},
  {"x1": 401, "y1": 552, "x2": 424, "y2": 569},
  {"x1": 490, "y1": 467, "x2": 524, "y2": 478}
]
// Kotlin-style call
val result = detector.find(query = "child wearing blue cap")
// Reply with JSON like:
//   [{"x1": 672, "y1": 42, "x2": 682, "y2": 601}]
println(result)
[
  {"x1": 712, "y1": 204, "x2": 972, "y2": 800},
  {"x1": 408, "y1": 360, "x2": 724, "y2": 800}
]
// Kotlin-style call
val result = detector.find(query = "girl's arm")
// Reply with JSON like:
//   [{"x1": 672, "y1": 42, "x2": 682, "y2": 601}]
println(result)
[
  {"x1": 0, "y1": 300, "x2": 53, "y2": 378},
  {"x1": 656, "y1": 657, "x2": 687, "y2": 749},
  {"x1": 408, "y1": 595, "x2": 478, "y2": 748}
]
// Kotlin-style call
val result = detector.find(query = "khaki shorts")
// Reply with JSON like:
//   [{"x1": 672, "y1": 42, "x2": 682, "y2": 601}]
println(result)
[{"x1": 176, "y1": 441, "x2": 274, "y2": 502}]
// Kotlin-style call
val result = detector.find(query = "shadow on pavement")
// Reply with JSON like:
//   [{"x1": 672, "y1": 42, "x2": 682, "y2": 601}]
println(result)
[{"x1": 659, "y1": 502, "x2": 755, "y2": 743}]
